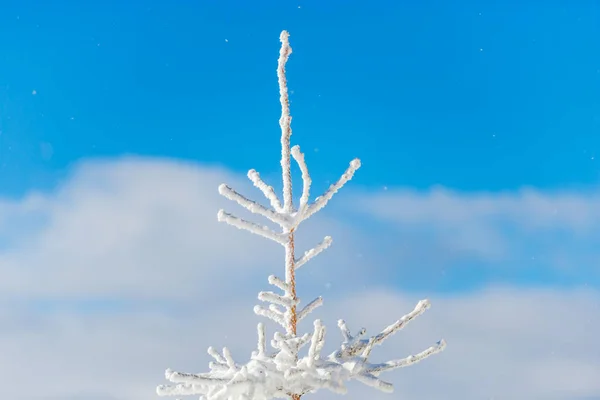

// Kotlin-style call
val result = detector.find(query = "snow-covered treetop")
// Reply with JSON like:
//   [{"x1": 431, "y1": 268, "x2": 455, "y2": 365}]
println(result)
[{"x1": 157, "y1": 30, "x2": 445, "y2": 400}]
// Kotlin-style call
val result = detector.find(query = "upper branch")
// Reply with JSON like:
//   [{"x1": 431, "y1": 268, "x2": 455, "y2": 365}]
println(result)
[
  {"x1": 300, "y1": 159, "x2": 361, "y2": 223},
  {"x1": 217, "y1": 210, "x2": 286, "y2": 245},
  {"x1": 268, "y1": 274, "x2": 290, "y2": 292},
  {"x1": 295, "y1": 236, "x2": 333, "y2": 270},
  {"x1": 247, "y1": 169, "x2": 283, "y2": 212},
  {"x1": 297, "y1": 296, "x2": 323, "y2": 322},
  {"x1": 278, "y1": 30, "x2": 294, "y2": 213},
  {"x1": 218, "y1": 184, "x2": 289, "y2": 227},
  {"x1": 254, "y1": 304, "x2": 287, "y2": 328},
  {"x1": 291, "y1": 145, "x2": 311, "y2": 214},
  {"x1": 258, "y1": 291, "x2": 297, "y2": 309}
]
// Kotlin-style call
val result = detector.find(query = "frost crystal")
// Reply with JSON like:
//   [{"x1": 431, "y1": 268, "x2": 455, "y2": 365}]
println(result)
[{"x1": 157, "y1": 30, "x2": 445, "y2": 400}]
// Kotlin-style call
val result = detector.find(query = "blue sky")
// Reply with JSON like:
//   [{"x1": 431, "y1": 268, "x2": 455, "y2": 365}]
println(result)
[
  {"x1": 0, "y1": 0, "x2": 598, "y2": 294},
  {"x1": 0, "y1": 0, "x2": 599, "y2": 292},
  {"x1": 1, "y1": 0, "x2": 599, "y2": 196},
  {"x1": 1, "y1": 2, "x2": 600, "y2": 399}
]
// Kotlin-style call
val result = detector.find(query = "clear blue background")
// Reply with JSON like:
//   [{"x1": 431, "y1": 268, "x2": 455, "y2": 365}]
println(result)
[
  {"x1": 1, "y1": 0, "x2": 599, "y2": 196},
  {"x1": 0, "y1": 1, "x2": 599, "y2": 301}
]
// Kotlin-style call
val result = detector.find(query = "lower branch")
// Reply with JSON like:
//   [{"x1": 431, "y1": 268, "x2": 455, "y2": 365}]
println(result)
[{"x1": 366, "y1": 340, "x2": 447, "y2": 375}]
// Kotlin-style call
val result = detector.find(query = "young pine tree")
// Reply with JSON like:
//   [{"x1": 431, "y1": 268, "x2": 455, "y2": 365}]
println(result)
[{"x1": 157, "y1": 30, "x2": 445, "y2": 400}]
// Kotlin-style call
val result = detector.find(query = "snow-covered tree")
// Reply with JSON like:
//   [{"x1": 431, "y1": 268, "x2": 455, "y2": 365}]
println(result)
[{"x1": 157, "y1": 30, "x2": 445, "y2": 400}]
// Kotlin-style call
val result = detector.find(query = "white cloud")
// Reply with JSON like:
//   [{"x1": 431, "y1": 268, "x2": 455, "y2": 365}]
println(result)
[
  {"x1": 349, "y1": 186, "x2": 600, "y2": 282},
  {"x1": 356, "y1": 186, "x2": 600, "y2": 231},
  {"x1": 0, "y1": 157, "x2": 362, "y2": 301},
  {"x1": 0, "y1": 157, "x2": 598, "y2": 399},
  {"x1": 1, "y1": 287, "x2": 598, "y2": 400}
]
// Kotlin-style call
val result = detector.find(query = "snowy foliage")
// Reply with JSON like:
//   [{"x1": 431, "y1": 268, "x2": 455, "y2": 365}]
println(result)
[{"x1": 157, "y1": 30, "x2": 445, "y2": 400}]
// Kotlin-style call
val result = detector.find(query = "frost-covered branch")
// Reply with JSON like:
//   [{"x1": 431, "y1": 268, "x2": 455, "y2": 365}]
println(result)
[
  {"x1": 217, "y1": 210, "x2": 286, "y2": 245},
  {"x1": 364, "y1": 340, "x2": 447, "y2": 375},
  {"x1": 256, "y1": 323, "x2": 267, "y2": 356},
  {"x1": 254, "y1": 305, "x2": 286, "y2": 328},
  {"x1": 219, "y1": 184, "x2": 289, "y2": 226},
  {"x1": 300, "y1": 159, "x2": 361, "y2": 223},
  {"x1": 371, "y1": 299, "x2": 431, "y2": 345},
  {"x1": 297, "y1": 297, "x2": 323, "y2": 322},
  {"x1": 333, "y1": 300, "x2": 432, "y2": 360},
  {"x1": 268, "y1": 274, "x2": 289, "y2": 292},
  {"x1": 247, "y1": 169, "x2": 283, "y2": 212},
  {"x1": 159, "y1": 299, "x2": 444, "y2": 399},
  {"x1": 258, "y1": 291, "x2": 298, "y2": 309},
  {"x1": 307, "y1": 320, "x2": 325, "y2": 365},
  {"x1": 295, "y1": 236, "x2": 333, "y2": 270},
  {"x1": 158, "y1": 29, "x2": 445, "y2": 400},
  {"x1": 278, "y1": 30, "x2": 294, "y2": 214},
  {"x1": 291, "y1": 145, "x2": 311, "y2": 214}
]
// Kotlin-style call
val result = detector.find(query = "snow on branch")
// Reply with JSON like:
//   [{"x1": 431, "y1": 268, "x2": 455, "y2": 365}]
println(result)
[
  {"x1": 253, "y1": 304, "x2": 287, "y2": 328},
  {"x1": 297, "y1": 296, "x2": 323, "y2": 322},
  {"x1": 247, "y1": 169, "x2": 283, "y2": 213},
  {"x1": 219, "y1": 184, "x2": 289, "y2": 226},
  {"x1": 291, "y1": 145, "x2": 311, "y2": 214},
  {"x1": 217, "y1": 210, "x2": 286, "y2": 245},
  {"x1": 295, "y1": 236, "x2": 333, "y2": 270},
  {"x1": 371, "y1": 299, "x2": 432, "y2": 346},
  {"x1": 258, "y1": 291, "x2": 298, "y2": 309},
  {"x1": 159, "y1": 298, "x2": 443, "y2": 399},
  {"x1": 256, "y1": 323, "x2": 267, "y2": 356},
  {"x1": 278, "y1": 30, "x2": 293, "y2": 213},
  {"x1": 268, "y1": 274, "x2": 289, "y2": 292},
  {"x1": 299, "y1": 159, "x2": 361, "y2": 223},
  {"x1": 333, "y1": 300, "x2": 433, "y2": 360},
  {"x1": 365, "y1": 340, "x2": 447, "y2": 375}
]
